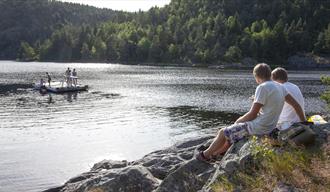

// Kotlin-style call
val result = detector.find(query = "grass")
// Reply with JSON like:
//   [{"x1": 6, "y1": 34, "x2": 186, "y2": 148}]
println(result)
[
  {"x1": 212, "y1": 136, "x2": 330, "y2": 192},
  {"x1": 321, "y1": 91, "x2": 330, "y2": 106},
  {"x1": 321, "y1": 76, "x2": 330, "y2": 109},
  {"x1": 321, "y1": 76, "x2": 330, "y2": 85}
]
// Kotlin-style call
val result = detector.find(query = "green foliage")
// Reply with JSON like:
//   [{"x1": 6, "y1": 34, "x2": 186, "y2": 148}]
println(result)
[
  {"x1": 1, "y1": 0, "x2": 330, "y2": 65},
  {"x1": 321, "y1": 75, "x2": 330, "y2": 85},
  {"x1": 320, "y1": 76, "x2": 330, "y2": 108},
  {"x1": 0, "y1": 0, "x2": 131, "y2": 60},
  {"x1": 224, "y1": 46, "x2": 242, "y2": 62},
  {"x1": 321, "y1": 91, "x2": 330, "y2": 107},
  {"x1": 250, "y1": 136, "x2": 275, "y2": 159},
  {"x1": 213, "y1": 137, "x2": 330, "y2": 192},
  {"x1": 19, "y1": 42, "x2": 37, "y2": 61},
  {"x1": 314, "y1": 24, "x2": 330, "y2": 54}
]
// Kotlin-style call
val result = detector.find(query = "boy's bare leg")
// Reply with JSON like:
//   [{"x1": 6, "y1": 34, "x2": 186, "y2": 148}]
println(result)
[
  {"x1": 212, "y1": 140, "x2": 231, "y2": 156},
  {"x1": 203, "y1": 129, "x2": 228, "y2": 158}
]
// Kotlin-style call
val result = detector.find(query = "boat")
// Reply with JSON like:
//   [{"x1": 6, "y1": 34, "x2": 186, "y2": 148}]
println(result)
[{"x1": 34, "y1": 81, "x2": 88, "y2": 93}]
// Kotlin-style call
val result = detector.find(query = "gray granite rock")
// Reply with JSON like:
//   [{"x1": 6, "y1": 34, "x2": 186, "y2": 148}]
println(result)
[
  {"x1": 91, "y1": 160, "x2": 128, "y2": 171},
  {"x1": 273, "y1": 183, "x2": 305, "y2": 192},
  {"x1": 60, "y1": 166, "x2": 159, "y2": 192},
  {"x1": 155, "y1": 159, "x2": 218, "y2": 192},
  {"x1": 45, "y1": 124, "x2": 329, "y2": 192}
]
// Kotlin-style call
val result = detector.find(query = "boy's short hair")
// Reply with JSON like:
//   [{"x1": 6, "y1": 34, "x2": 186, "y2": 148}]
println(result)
[
  {"x1": 271, "y1": 67, "x2": 288, "y2": 82},
  {"x1": 253, "y1": 63, "x2": 271, "y2": 80}
]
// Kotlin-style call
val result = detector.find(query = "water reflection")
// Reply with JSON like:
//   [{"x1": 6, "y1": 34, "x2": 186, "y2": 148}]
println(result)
[
  {"x1": 47, "y1": 94, "x2": 54, "y2": 104},
  {"x1": 65, "y1": 92, "x2": 78, "y2": 103},
  {"x1": 0, "y1": 83, "x2": 32, "y2": 95},
  {"x1": 40, "y1": 92, "x2": 78, "y2": 104},
  {"x1": 166, "y1": 106, "x2": 241, "y2": 129}
]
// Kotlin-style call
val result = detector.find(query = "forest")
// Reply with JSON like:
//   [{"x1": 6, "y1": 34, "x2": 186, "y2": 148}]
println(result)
[
  {"x1": 1, "y1": 0, "x2": 330, "y2": 66},
  {"x1": 0, "y1": 0, "x2": 132, "y2": 59}
]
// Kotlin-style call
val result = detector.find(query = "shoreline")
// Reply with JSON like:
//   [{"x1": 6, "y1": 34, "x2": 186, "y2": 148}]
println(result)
[{"x1": 2, "y1": 59, "x2": 330, "y2": 71}]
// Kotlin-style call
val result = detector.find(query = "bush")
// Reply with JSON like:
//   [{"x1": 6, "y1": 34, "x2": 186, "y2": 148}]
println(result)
[
  {"x1": 321, "y1": 91, "x2": 330, "y2": 105},
  {"x1": 321, "y1": 76, "x2": 330, "y2": 108},
  {"x1": 321, "y1": 76, "x2": 330, "y2": 85},
  {"x1": 224, "y1": 46, "x2": 242, "y2": 62},
  {"x1": 212, "y1": 137, "x2": 330, "y2": 192}
]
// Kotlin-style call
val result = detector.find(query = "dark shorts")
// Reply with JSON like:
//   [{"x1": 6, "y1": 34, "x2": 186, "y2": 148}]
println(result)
[{"x1": 223, "y1": 123, "x2": 250, "y2": 144}]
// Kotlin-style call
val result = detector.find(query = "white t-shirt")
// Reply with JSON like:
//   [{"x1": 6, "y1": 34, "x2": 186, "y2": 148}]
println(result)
[
  {"x1": 277, "y1": 82, "x2": 305, "y2": 130},
  {"x1": 247, "y1": 81, "x2": 288, "y2": 135}
]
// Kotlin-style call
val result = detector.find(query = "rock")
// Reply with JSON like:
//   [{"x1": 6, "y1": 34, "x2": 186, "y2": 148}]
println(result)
[
  {"x1": 132, "y1": 135, "x2": 214, "y2": 180},
  {"x1": 287, "y1": 53, "x2": 330, "y2": 69},
  {"x1": 219, "y1": 138, "x2": 252, "y2": 174},
  {"x1": 200, "y1": 168, "x2": 227, "y2": 192},
  {"x1": 59, "y1": 166, "x2": 159, "y2": 192},
  {"x1": 46, "y1": 124, "x2": 330, "y2": 192},
  {"x1": 91, "y1": 160, "x2": 128, "y2": 171},
  {"x1": 273, "y1": 183, "x2": 304, "y2": 192},
  {"x1": 155, "y1": 159, "x2": 218, "y2": 192},
  {"x1": 311, "y1": 123, "x2": 330, "y2": 145},
  {"x1": 66, "y1": 171, "x2": 100, "y2": 184}
]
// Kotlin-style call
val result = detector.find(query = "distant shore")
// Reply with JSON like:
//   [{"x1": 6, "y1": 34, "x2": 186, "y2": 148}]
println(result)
[{"x1": 2, "y1": 58, "x2": 330, "y2": 71}]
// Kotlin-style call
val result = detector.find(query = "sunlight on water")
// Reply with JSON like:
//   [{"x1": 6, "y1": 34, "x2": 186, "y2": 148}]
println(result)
[{"x1": 0, "y1": 61, "x2": 328, "y2": 192}]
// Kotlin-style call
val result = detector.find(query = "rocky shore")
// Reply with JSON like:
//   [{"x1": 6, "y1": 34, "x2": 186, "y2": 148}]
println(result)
[{"x1": 45, "y1": 123, "x2": 329, "y2": 192}]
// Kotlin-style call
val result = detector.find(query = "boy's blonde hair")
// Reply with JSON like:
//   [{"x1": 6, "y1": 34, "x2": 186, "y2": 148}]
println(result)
[
  {"x1": 253, "y1": 63, "x2": 271, "y2": 80},
  {"x1": 271, "y1": 67, "x2": 288, "y2": 82}
]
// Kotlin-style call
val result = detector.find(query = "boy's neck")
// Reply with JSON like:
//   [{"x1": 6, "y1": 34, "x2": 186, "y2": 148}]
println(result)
[{"x1": 260, "y1": 79, "x2": 271, "y2": 84}]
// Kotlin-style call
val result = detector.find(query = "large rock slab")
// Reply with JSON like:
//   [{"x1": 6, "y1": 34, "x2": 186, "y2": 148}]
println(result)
[
  {"x1": 59, "y1": 166, "x2": 159, "y2": 192},
  {"x1": 45, "y1": 124, "x2": 330, "y2": 192},
  {"x1": 155, "y1": 159, "x2": 218, "y2": 192}
]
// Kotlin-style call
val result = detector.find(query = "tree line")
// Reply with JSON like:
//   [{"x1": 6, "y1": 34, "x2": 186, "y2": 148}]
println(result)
[
  {"x1": 2, "y1": 0, "x2": 330, "y2": 66},
  {"x1": 0, "y1": 0, "x2": 132, "y2": 59}
]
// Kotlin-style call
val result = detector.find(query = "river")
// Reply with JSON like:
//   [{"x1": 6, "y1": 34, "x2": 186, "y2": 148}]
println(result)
[{"x1": 0, "y1": 61, "x2": 328, "y2": 192}]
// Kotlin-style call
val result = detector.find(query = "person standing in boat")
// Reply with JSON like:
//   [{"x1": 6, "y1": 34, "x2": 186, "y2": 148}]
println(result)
[
  {"x1": 65, "y1": 68, "x2": 71, "y2": 87},
  {"x1": 72, "y1": 68, "x2": 77, "y2": 87},
  {"x1": 46, "y1": 72, "x2": 51, "y2": 87},
  {"x1": 39, "y1": 78, "x2": 45, "y2": 87}
]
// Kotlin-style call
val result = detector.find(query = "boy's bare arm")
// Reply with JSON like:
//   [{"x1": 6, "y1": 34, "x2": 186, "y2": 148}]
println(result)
[
  {"x1": 235, "y1": 103, "x2": 263, "y2": 124},
  {"x1": 285, "y1": 94, "x2": 306, "y2": 122}
]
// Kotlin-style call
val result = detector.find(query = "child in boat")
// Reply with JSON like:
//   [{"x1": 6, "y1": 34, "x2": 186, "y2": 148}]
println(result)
[
  {"x1": 72, "y1": 68, "x2": 77, "y2": 86},
  {"x1": 196, "y1": 63, "x2": 306, "y2": 163},
  {"x1": 271, "y1": 67, "x2": 305, "y2": 130},
  {"x1": 46, "y1": 72, "x2": 51, "y2": 87},
  {"x1": 40, "y1": 78, "x2": 45, "y2": 86}
]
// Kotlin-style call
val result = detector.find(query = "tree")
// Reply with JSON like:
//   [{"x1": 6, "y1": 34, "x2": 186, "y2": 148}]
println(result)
[
  {"x1": 3, "y1": 0, "x2": 330, "y2": 66},
  {"x1": 19, "y1": 42, "x2": 37, "y2": 61},
  {"x1": 93, "y1": 37, "x2": 107, "y2": 60},
  {"x1": 314, "y1": 24, "x2": 330, "y2": 54},
  {"x1": 137, "y1": 37, "x2": 151, "y2": 61},
  {"x1": 149, "y1": 35, "x2": 162, "y2": 62},
  {"x1": 168, "y1": 43, "x2": 179, "y2": 61},
  {"x1": 81, "y1": 43, "x2": 91, "y2": 60},
  {"x1": 224, "y1": 46, "x2": 242, "y2": 62}
]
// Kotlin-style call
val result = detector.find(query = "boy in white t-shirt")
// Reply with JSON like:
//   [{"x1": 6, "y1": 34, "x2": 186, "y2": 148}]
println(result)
[
  {"x1": 196, "y1": 63, "x2": 306, "y2": 163},
  {"x1": 271, "y1": 67, "x2": 305, "y2": 130}
]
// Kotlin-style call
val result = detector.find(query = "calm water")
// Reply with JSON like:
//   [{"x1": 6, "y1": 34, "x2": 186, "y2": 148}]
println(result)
[{"x1": 0, "y1": 61, "x2": 328, "y2": 192}]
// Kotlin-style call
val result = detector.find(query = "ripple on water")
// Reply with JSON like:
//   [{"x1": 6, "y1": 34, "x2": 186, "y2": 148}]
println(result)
[{"x1": 0, "y1": 62, "x2": 329, "y2": 192}]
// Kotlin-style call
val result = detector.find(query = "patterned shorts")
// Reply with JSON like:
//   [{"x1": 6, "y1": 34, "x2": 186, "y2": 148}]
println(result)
[{"x1": 223, "y1": 123, "x2": 250, "y2": 144}]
